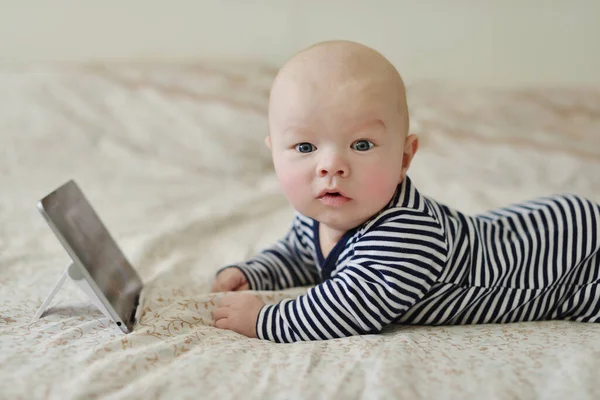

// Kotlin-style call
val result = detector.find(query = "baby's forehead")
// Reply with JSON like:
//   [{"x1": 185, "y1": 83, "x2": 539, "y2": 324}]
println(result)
[
  {"x1": 271, "y1": 95, "x2": 393, "y2": 142},
  {"x1": 272, "y1": 72, "x2": 399, "y2": 122}
]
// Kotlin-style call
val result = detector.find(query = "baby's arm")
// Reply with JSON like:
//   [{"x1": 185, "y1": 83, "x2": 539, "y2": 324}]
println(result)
[
  {"x1": 255, "y1": 211, "x2": 448, "y2": 342},
  {"x1": 215, "y1": 213, "x2": 319, "y2": 291}
]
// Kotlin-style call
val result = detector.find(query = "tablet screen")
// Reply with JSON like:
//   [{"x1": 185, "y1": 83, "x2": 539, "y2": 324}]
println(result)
[{"x1": 38, "y1": 180, "x2": 143, "y2": 331}]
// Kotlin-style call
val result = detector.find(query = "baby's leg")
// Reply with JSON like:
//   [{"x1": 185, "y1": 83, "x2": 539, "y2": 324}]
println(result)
[
  {"x1": 549, "y1": 251, "x2": 600, "y2": 323},
  {"x1": 550, "y1": 283, "x2": 600, "y2": 323}
]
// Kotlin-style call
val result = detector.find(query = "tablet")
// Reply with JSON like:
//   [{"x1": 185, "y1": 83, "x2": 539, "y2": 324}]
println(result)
[{"x1": 36, "y1": 180, "x2": 143, "y2": 334}]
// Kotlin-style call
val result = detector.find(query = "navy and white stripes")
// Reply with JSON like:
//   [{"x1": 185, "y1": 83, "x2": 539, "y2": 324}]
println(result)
[
  {"x1": 224, "y1": 176, "x2": 600, "y2": 342},
  {"x1": 399, "y1": 192, "x2": 600, "y2": 327}
]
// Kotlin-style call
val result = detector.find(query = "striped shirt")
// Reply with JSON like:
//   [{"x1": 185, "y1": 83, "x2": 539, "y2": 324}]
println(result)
[{"x1": 221, "y1": 176, "x2": 600, "y2": 342}]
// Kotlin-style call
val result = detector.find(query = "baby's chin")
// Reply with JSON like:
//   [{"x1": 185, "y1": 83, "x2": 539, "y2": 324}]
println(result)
[{"x1": 305, "y1": 208, "x2": 375, "y2": 233}]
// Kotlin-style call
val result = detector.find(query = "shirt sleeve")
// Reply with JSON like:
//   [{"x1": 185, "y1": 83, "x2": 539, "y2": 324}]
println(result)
[
  {"x1": 217, "y1": 213, "x2": 320, "y2": 291},
  {"x1": 255, "y1": 209, "x2": 449, "y2": 342}
]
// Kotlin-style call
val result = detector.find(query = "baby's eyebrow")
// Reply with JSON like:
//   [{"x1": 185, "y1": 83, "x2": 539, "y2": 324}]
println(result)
[
  {"x1": 282, "y1": 126, "x2": 312, "y2": 137},
  {"x1": 353, "y1": 118, "x2": 387, "y2": 133},
  {"x1": 278, "y1": 118, "x2": 386, "y2": 139},
  {"x1": 370, "y1": 119, "x2": 387, "y2": 129}
]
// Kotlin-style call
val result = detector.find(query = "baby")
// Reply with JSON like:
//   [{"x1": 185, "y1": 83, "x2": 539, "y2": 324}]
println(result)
[{"x1": 211, "y1": 40, "x2": 600, "y2": 343}]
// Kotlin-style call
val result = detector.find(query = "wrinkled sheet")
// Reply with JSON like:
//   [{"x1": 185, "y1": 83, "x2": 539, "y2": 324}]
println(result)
[{"x1": 1, "y1": 63, "x2": 599, "y2": 399}]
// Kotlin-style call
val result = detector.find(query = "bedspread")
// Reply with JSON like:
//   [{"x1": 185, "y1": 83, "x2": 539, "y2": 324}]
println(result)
[{"x1": 1, "y1": 63, "x2": 599, "y2": 399}]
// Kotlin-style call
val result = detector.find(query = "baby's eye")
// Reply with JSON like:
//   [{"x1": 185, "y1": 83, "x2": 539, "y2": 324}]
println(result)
[
  {"x1": 295, "y1": 142, "x2": 316, "y2": 153},
  {"x1": 351, "y1": 140, "x2": 374, "y2": 151}
]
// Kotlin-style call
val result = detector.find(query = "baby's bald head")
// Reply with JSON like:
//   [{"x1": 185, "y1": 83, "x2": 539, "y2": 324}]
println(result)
[{"x1": 268, "y1": 40, "x2": 409, "y2": 138}]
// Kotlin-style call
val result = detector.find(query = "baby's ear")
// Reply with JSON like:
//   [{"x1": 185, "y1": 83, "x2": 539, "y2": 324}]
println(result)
[
  {"x1": 399, "y1": 134, "x2": 419, "y2": 182},
  {"x1": 265, "y1": 135, "x2": 272, "y2": 150}
]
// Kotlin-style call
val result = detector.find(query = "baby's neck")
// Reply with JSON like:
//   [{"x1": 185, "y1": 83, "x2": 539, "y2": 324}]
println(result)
[{"x1": 319, "y1": 224, "x2": 346, "y2": 244}]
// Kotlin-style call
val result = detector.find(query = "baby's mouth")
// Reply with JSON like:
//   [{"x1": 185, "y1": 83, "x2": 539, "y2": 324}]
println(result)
[
  {"x1": 319, "y1": 192, "x2": 342, "y2": 198},
  {"x1": 317, "y1": 188, "x2": 350, "y2": 201},
  {"x1": 318, "y1": 191, "x2": 351, "y2": 206}
]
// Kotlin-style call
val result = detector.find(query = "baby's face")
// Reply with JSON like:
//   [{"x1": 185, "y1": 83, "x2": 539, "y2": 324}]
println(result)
[{"x1": 267, "y1": 69, "x2": 413, "y2": 234}]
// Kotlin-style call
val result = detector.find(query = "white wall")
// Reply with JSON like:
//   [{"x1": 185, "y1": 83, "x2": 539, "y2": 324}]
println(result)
[{"x1": 1, "y1": 0, "x2": 599, "y2": 87}]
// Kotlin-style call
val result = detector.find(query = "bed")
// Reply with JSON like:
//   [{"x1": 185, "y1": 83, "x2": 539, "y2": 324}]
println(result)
[{"x1": 1, "y1": 62, "x2": 599, "y2": 399}]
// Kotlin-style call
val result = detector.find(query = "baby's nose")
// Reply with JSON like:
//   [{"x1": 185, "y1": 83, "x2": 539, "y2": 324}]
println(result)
[
  {"x1": 318, "y1": 155, "x2": 349, "y2": 177},
  {"x1": 319, "y1": 167, "x2": 347, "y2": 177}
]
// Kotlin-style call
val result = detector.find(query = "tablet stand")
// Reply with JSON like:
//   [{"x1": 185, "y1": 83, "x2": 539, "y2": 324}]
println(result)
[{"x1": 31, "y1": 261, "x2": 114, "y2": 323}]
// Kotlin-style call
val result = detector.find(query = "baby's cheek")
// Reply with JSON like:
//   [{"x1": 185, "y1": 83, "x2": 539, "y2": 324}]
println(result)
[
  {"x1": 276, "y1": 164, "x2": 310, "y2": 206},
  {"x1": 360, "y1": 166, "x2": 398, "y2": 202}
]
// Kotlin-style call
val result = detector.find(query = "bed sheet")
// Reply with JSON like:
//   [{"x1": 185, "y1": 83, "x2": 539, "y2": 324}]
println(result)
[{"x1": 1, "y1": 63, "x2": 599, "y2": 399}]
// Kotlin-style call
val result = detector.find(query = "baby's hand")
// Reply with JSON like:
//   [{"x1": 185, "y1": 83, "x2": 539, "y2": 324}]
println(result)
[
  {"x1": 212, "y1": 293, "x2": 264, "y2": 338},
  {"x1": 212, "y1": 267, "x2": 249, "y2": 292}
]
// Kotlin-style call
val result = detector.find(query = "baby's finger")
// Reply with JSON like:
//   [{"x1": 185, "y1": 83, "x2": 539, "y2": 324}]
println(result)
[
  {"x1": 212, "y1": 280, "x2": 226, "y2": 292},
  {"x1": 212, "y1": 306, "x2": 230, "y2": 322},
  {"x1": 213, "y1": 317, "x2": 229, "y2": 330},
  {"x1": 219, "y1": 279, "x2": 239, "y2": 292}
]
